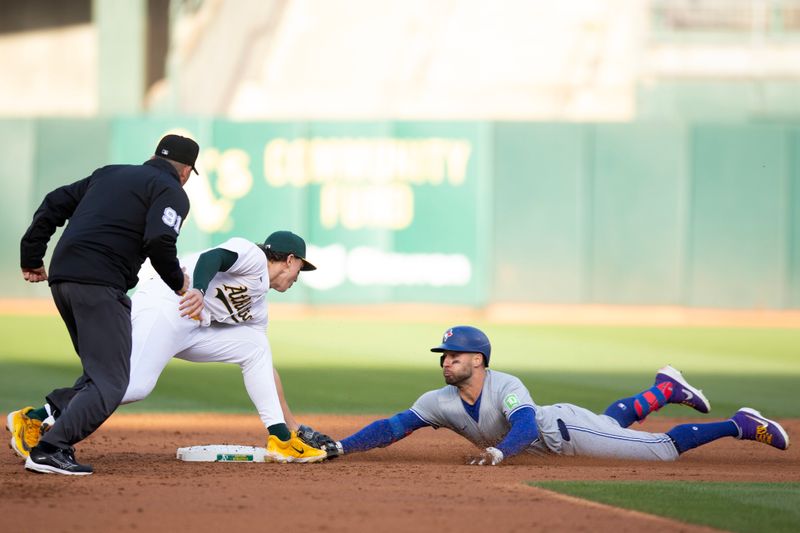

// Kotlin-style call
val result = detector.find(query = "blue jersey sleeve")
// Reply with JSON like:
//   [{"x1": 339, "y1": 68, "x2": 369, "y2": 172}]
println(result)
[
  {"x1": 340, "y1": 409, "x2": 429, "y2": 454},
  {"x1": 494, "y1": 405, "x2": 538, "y2": 458}
]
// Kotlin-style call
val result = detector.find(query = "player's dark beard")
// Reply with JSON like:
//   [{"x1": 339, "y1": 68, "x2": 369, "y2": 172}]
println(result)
[{"x1": 444, "y1": 366, "x2": 472, "y2": 386}]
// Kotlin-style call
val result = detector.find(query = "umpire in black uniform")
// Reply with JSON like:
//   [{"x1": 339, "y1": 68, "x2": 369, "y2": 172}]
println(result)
[{"x1": 18, "y1": 134, "x2": 199, "y2": 475}]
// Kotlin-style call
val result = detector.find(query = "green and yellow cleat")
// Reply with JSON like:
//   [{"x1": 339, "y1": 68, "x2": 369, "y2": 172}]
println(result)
[
  {"x1": 265, "y1": 431, "x2": 327, "y2": 463},
  {"x1": 7, "y1": 407, "x2": 43, "y2": 460}
]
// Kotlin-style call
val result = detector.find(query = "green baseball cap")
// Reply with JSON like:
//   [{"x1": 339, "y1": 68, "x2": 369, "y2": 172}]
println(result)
[{"x1": 262, "y1": 230, "x2": 316, "y2": 271}]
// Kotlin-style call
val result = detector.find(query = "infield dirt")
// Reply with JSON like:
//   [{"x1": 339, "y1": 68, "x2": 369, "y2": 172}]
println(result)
[{"x1": 1, "y1": 414, "x2": 797, "y2": 533}]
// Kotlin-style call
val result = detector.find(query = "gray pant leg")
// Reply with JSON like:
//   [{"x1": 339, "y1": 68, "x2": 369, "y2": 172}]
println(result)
[
  {"x1": 41, "y1": 282, "x2": 132, "y2": 449},
  {"x1": 546, "y1": 404, "x2": 679, "y2": 461}
]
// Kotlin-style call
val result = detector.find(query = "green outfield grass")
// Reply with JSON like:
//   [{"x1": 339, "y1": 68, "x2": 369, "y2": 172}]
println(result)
[
  {"x1": 0, "y1": 315, "x2": 798, "y2": 416},
  {"x1": 531, "y1": 481, "x2": 800, "y2": 533},
  {"x1": 5, "y1": 314, "x2": 796, "y2": 530}
]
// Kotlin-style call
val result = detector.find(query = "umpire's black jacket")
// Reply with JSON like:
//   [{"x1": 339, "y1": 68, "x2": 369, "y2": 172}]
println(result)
[{"x1": 20, "y1": 158, "x2": 190, "y2": 292}]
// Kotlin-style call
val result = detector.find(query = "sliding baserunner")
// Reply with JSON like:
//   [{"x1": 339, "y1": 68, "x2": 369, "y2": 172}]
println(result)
[{"x1": 314, "y1": 326, "x2": 789, "y2": 465}]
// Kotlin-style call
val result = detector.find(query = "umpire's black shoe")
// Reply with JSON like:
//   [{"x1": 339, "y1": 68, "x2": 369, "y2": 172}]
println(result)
[{"x1": 25, "y1": 444, "x2": 93, "y2": 476}]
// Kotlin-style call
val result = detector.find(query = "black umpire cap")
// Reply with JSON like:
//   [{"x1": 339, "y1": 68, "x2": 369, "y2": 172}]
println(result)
[{"x1": 155, "y1": 134, "x2": 200, "y2": 174}]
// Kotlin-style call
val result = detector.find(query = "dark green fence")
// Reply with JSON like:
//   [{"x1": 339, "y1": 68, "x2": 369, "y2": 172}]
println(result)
[{"x1": 2, "y1": 118, "x2": 797, "y2": 308}]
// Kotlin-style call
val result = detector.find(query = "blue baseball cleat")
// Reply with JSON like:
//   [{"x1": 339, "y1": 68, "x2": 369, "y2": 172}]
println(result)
[{"x1": 655, "y1": 365, "x2": 711, "y2": 414}]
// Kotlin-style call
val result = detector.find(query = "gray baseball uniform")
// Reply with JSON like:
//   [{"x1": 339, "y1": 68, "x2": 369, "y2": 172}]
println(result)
[{"x1": 410, "y1": 369, "x2": 679, "y2": 461}]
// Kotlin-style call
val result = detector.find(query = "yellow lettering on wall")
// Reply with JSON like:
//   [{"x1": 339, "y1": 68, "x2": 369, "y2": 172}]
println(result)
[
  {"x1": 263, "y1": 139, "x2": 289, "y2": 187},
  {"x1": 263, "y1": 137, "x2": 472, "y2": 186},
  {"x1": 184, "y1": 148, "x2": 234, "y2": 233},
  {"x1": 286, "y1": 139, "x2": 309, "y2": 187},
  {"x1": 183, "y1": 147, "x2": 255, "y2": 233},
  {"x1": 215, "y1": 149, "x2": 253, "y2": 199},
  {"x1": 320, "y1": 183, "x2": 414, "y2": 230},
  {"x1": 446, "y1": 142, "x2": 471, "y2": 185},
  {"x1": 263, "y1": 137, "x2": 471, "y2": 230}
]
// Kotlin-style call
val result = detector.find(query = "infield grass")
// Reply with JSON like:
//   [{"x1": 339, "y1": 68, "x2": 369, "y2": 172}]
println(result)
[
  {"x1": 0, "y1": 315, "x2": 798, "y2": 416},
  {"x1": 531, "y1": 481, "x2": 800, "y2": 533},
  {"x1": 4, "y1": 314, "x2": 796, "y2": 532}
]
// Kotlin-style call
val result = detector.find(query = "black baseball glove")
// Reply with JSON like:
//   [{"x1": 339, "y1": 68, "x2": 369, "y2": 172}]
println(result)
[{"x1": 296, "y1": 424, "x2": 340, "y2": 459}]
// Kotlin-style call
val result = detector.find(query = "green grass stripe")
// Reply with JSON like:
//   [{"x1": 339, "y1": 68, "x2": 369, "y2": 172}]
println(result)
[
  {"x1": 531, "y1": 481, "x2": 800, "y2": 533},
  {"x1": 3, "y1": 316, "x2": 800, "y2": 374},
  {"x1": 3, "y1": 361, "x2": 800, "y2": 417},
  {"x1": 2, "y1": 315, "x2": 799, "y2": 416}
]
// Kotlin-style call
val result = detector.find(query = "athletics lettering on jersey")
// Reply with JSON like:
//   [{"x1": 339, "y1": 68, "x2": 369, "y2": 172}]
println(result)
[
  {"x1": 161, "y1": 237, "x2": 268, "y2": 327},
  {"x1": 213, "y1": 284, "x2": 253, "y2": 322}
]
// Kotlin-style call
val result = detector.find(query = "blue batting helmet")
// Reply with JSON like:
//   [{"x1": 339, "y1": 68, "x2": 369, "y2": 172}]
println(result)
[{"x1": 430, "y1": 325, "x2": 492, "y2": 367}]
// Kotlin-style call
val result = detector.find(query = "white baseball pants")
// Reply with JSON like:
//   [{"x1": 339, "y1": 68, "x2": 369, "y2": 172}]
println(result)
[{"x1": 120, "y1": 283, "x2": 284, "y2": 429}]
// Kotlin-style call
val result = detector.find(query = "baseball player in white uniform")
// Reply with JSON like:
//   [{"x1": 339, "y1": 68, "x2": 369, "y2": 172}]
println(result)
[
  {"x1": 318, "y1": 326, "x2": 790, "y2": 464},
  {"x1": 9, "y1": 231, "x2": 328, "y2": 464}
]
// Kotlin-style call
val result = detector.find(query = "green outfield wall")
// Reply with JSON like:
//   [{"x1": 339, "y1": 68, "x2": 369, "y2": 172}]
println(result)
[{"x1": 2, "y1": 118, "x2": 798, "y2": 309}]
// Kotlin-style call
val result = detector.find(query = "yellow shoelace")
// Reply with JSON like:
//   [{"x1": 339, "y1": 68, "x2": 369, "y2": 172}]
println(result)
[
  {"x1": 755, "y1": 424, "x2": 772, "y2": 445},
  {"x1": 22, "y1": 417, "x2": 42, "y2": 447}
]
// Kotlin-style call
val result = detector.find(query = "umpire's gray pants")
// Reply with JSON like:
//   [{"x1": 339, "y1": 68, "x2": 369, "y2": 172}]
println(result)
[{"x1": 41, "y1": 282, "x2": 132, "y2": 449}]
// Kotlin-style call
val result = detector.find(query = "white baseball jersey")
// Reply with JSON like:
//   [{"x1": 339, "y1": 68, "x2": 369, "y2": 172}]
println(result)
[
  {"x1": 123, "y1": 237, "x2": 285, "y2": 429},
  {"x1": 180, "y1": 237, "x2": 270, "y2": 327}
]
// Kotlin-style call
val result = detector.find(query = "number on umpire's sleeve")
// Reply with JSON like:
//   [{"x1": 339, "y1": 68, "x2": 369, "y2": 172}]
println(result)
[{"x1": 161, "y1": 207, "x2": 182, "y2": 234}]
